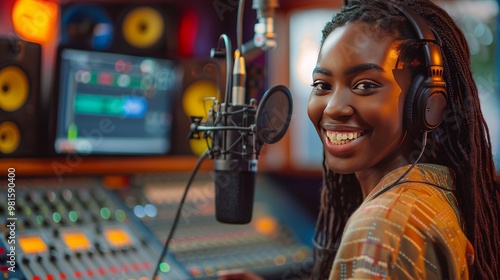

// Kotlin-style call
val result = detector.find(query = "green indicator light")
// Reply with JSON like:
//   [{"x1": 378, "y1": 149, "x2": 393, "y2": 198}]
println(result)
[
  {"x1": 115, "y1": 209, "x2": 126, "y2": 222},
  {"x1": 159, "y1": 262, "x2": 171, "y2": 273},
  {"x1": 100, "y1": 207, "x2": 111, "y2": 220},
  {"x1": 23, "y1": 206, "x2": 31, "y2": 216},
  {"x1": 69, "y1": 211, "x2": 79, "y2": 222},
  {"x1": 68, "y1": 123, "x2": 78, "y2": 140},
  {"x1": 53, "y1": 212, "x2": 62, "y2": 223},
  {"x1": 36, "y1": 215, "x2": 44, "y2": 225}
]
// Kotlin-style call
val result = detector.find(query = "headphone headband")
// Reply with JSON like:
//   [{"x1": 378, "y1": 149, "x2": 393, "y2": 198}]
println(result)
[
  {"x1": 391, "y1": 2, "x2": 444, "y2": 72},
  {"x1": 391, "y1": 2, "x2": 436, "y2": 42}
]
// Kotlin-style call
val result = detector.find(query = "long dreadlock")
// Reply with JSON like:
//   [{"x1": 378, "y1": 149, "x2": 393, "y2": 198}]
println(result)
[{"x1": 312, "y1": 0, "x2": 500, "y2": 279}]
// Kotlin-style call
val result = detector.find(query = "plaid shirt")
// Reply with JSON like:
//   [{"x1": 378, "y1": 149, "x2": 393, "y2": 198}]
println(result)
[{"x1": 330, "y1": 164, "x2": 473, "y2": 279}]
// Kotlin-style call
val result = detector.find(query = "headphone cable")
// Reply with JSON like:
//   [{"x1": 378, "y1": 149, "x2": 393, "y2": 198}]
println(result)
[{"x1": 370, "y1": 131, "x2": 428, "y2": 199}]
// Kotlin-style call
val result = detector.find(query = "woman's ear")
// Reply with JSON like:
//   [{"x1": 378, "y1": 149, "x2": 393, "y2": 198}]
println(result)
[{"x1": 392, "y1": 68, "x2": 412, "y2": 96}]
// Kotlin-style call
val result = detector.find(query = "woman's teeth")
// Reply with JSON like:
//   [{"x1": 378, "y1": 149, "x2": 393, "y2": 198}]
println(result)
[{"x1": 326, "y1": 131, "x2": 362, "y2": 145}]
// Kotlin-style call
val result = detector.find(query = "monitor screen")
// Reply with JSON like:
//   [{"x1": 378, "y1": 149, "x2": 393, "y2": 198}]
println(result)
[{"x1": 54, "y1": 48, "x2": 177, "y2": 155}]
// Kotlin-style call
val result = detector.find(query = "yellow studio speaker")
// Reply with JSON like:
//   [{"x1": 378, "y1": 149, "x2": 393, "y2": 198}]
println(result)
[
  {"x1": 59, "y1": 2, "x2": 177, "y2": 57},
  {"x1": 171, "y1": 59, "x2": 222, "y2": 156},
  {"x1": 0, "y1": 38, "x2": 41, "y2": 157},
  {"x1": 121, "y1": 6, "x2": 165, "y2": 49}
]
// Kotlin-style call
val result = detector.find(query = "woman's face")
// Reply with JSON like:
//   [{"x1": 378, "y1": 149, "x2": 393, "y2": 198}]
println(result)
[{"x1": 308, "y1": 22, "x2": 411, "y2": 178}]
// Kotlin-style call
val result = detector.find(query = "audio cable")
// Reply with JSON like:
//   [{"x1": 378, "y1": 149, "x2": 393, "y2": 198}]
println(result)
[
  {"x1": 370, "y1": 131, "x2": 428, "y2": 199},
  {"x1": 151, "y1": 149, "x2": 210, "y2": 279},
  {"x1": 151, "y1": 5, "x2": 238, "y2": 278}
]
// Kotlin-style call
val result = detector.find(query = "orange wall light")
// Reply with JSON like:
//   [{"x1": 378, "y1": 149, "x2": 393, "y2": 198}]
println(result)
[{"x1": 12, "y1": 0, "x2": 58, "y2": 44}]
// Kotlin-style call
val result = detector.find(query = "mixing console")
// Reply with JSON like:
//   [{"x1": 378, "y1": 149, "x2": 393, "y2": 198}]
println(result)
[
  {"x1": 0, "y1": 174, "x2": 315, "y2": 280},
  {"x1": 117, "y1": 173, "x2": 315, "y2": 279},
  {"x1": 0, "y1": 177, "x2": 188, "y2": 280}
]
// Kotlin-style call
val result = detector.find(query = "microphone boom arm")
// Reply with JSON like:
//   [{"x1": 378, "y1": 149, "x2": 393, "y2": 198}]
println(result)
[{"x1": 241, "y1": 0, "x2": 278, "y2": 55}]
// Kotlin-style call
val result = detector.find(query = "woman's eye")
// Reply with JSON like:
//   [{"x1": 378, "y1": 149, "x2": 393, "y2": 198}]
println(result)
[
  {"x1": 353, "y1": 81, "x2": 380, "y2": 91},
  {"x1": 311, "y1": 81, "x2": 332, "y2": 91}
]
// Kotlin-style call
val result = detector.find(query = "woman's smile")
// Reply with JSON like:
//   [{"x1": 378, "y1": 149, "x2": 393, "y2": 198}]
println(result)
[{"x1": 323, "y1": 129, "x2": 367, "y2": 156}]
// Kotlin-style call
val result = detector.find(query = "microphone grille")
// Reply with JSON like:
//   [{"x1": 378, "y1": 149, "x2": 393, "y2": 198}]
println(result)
[{"x1": 215, "y1": 170, "x2": 256, "y2": 224}]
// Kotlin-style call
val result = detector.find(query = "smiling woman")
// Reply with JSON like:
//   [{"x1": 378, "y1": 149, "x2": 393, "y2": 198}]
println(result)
[
  {"x1": 309, "y1": 29, "x2": 409, "y2": 177},
  {"x1": 217, "y1": 1, "x2": 500, "y2": 279},
  {"x1": 307, "y1": 0, "x2": 500, "y2": 279}
]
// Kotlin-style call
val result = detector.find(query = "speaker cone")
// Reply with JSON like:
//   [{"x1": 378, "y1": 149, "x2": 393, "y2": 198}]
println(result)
[
  {"x1": 0, "y1": 66, "x2": 28, "y2": 112},
  {"x1": 122, "y1": 6, "x2": 165, "y2": 49},
  {"x1": 0, "y1": 121, "x2": 20, "y2": 154}
]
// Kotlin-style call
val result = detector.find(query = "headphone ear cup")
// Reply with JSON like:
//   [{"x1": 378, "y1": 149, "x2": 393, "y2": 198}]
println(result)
[
  {"x1": 405, "y1": 74, "x2": 447, "y2": 132},
  {"x1": 417, "y1": 87, "x2": 447, "y2": 131},
  {"x1": 404, "y1": 74, "x2": 425, "y2": 133}
]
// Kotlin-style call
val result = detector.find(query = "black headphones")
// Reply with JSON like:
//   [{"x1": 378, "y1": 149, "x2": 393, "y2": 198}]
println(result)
[
  {"x1": 392, "y1": 2, "x2": 448, "y2": 133},
  {"x1": 344, "y1": 1, "x2": 447, "y2": 132}
]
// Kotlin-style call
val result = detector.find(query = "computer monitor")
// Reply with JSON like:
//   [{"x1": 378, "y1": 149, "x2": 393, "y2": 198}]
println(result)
[{"x1": 54, "y1": 48, "x2": 177, "y2": 155}]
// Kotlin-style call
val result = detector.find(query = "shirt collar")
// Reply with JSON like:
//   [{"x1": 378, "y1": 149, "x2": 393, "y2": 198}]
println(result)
[{"x1": 365, "y1": 163, "x2": 455, "y2": 201}]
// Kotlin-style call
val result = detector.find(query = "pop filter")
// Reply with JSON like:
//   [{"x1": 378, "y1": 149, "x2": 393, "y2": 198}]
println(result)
[{"x1": 255, "y1": 85, "x2": 293, "y2": 144}]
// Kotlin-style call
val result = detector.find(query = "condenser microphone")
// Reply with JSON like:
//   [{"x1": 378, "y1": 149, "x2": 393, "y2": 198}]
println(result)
[
  {"x1": 214, "y1": 101, "x2": 257, "y2": 224},
  {"x1": 214, "y1": 85, "x2": 292, "y2": 224},
  {"x1": 191, "y1": 85, "x2": 292, "y2": 224},
  {"x1": 214, "y1": 48, "x2": 251, "y2": 224}
]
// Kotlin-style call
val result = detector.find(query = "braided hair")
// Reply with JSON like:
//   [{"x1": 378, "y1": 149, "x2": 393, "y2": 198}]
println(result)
[{"x1": 313, "y1": 0, "x2": 500, "y2": 279}]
